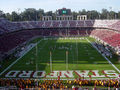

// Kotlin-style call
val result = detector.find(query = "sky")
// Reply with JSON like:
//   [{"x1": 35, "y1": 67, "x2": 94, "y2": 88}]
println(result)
[{"x1": 0, "y1": 0, "x2": 120, "y2": 13}]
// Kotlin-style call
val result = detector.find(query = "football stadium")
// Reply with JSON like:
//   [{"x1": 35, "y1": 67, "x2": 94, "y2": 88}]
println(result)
[{"x1": 0, "y1": 0, "x2": 120, "y2": 89}]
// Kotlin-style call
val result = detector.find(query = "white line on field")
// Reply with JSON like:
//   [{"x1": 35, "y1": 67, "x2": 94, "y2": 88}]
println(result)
[
  {"x1": 0, "y1": 39, "x2": 43, "y2": 76},
  {"x1": 86, "y1": 38, "x2": 120, "y2": 73},
  {"x1": 71, "y1": 40, "x2": 75, "y2": 64}
]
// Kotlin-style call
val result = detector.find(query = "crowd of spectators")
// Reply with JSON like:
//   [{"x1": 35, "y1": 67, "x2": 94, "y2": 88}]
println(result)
[
  {"x1": 0, "y1": 18, "x2": 120, "y2": 36},
  {"x1": 90, "y1": 29, "x2": 120, "y2": 53},
  {"x1": 1, "y1": 19, "x2": 120, "y2": 58},
  {"x1": 0, "y1": 18, "x2": 21, "y2": 35},
  {"x1": 94, "y1": 42, "x2": 112, "y2": 58},
  {"x1": 0, "y1": 79, "x2": 120, "y2": 89},
  {"x1": 1, "y1": 19, "x2": 120, "y2": 89},
  {"x1": 14, "y1": 20, "x2": 119, "y2": 30}
]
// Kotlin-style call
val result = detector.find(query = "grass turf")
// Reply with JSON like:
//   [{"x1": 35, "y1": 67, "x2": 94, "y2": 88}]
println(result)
[{"x1": 1, "y1": 37, "x2": 120, "y2": 79}]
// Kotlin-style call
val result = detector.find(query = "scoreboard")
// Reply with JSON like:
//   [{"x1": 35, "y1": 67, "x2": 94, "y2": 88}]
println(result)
[{"x1": 57, "y1": 8, "x2": 71, "y2": 15}]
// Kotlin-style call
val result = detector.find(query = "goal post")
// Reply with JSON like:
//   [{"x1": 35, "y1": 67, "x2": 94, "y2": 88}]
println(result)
[
  {"x1": 66, "y1": 51, "x2": 68, "y2": 71},
  {"x1": 50, "y1": 51, "x2": 52, "y2": 72}
]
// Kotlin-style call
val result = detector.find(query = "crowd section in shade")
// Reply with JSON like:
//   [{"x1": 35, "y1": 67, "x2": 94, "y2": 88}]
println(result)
[
  {"x1": 0, "y1": 79, "x2": 120, "y2": 89},
  {"x1": 1, "y1": 29, "x2": 120, "y2": 54}
]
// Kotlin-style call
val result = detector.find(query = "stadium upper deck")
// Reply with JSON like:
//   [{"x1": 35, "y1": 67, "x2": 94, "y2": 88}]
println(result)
[{"x1": 0, "y1": 18, "x2": 120, "y2": 35}]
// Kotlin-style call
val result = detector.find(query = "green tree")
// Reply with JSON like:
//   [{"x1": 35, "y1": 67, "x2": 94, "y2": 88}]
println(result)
[
  {"x1": 101, "y1": 9, "x2": 109, "y2": 19},
  {"x1": 0, "y1": 10, "x2": 5, "y2": 18},
  {"x1": 118, "y1": 12, "x2": 120, "y2": 19},
  {"x1": 5, "y1": 13, "x2": 12, "y2": 21},
  {"x1": 21, "y1": 8, "x2": 37, "y2": 21},
  {"x1": 72, "y1": 11, "x2": 78, "y2": 20},
  {"x1": 11, "y1": 11, "x2": 19, "y2": 21}
]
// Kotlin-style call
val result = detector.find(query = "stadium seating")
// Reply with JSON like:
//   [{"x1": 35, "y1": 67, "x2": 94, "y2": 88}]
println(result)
[
  {"x1": 79, "y1": 30, "x2": 88, "y2": 36},
  {"x1": 50, "y1": 30, "x2": 59, "y2": 36},
  {"x1": 53, "y1": 21, "x2": 60, "y2": 27},
  {"x1": 0, "y1": 18, "x2": 21, "y2": 34},
  {"x1": 1, "y1": 18, "x2": 120, "y2": 53},
  {"x1": 61, "y1": 20, "x2": 68, "y2": 27},
  {"x1": 93, "y1": 20, "x2": 118, "y2": 28},
  {"x1": 0, "y1": 79, "x2": 119, "y2": 89},
  {"x1": 69, "y1": 21, "x2": 77, "y2": 27},
  {"x1": 37, "y1": 21, "x2": 44, "y2": 28},
  {"x1": 108, "y1": 21, "x2": 120, "y2": 31},
  {"x1": 0, "y1": 30, "x2": 43, "y2": 52},
  {"x1": 90, "y1": 29, "x2": 120, "y2": 48},
  {"x1": 85, "y1": 20, "x2": 93, "y2": 27},
  {"x1": 45, "y1": 21, "x2": 52, "y2": 28},
  {"x1": 1, "y1": 19, "x2": 120, "y2": 89},
  {"x1": 69, "y1": 30, "x2": 78, "y2": 36},
  {"x1": 76, "y1": 21, "x2": 84, "y2": 27},
  {"x1": 1, "y1": 19, "x2": 120, "y2": 35}
]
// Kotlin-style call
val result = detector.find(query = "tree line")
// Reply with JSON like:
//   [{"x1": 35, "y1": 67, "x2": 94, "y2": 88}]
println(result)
[{"x1": 0, "y1": 8, "x2": 120, "y2": 21}]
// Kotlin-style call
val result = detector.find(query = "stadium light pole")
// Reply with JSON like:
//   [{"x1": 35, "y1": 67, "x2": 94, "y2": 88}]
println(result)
[{"x1": 50, "y1": 52, "x2": 52, "y2": 72}]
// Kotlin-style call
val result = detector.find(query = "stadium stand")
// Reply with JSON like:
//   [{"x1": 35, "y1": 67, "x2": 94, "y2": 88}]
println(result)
[
  {"x1": 0, "y1": 30, "x2": 43, "y2": 53},
  {"x1": 69, "y1": 29, "x2": 78, "y2": 36},
  {"x1": 93, "y1": 20, "x2": 118, "y2": 28},
  {"x1": 0, "y1": 79, "x2": 119, "y2": 89},
  {"x1": 61, "y1": 20, "x2": 68, "y2": 27},
  {"x1": 50, "y1": 30, "x2": 59, "y2": 36},
  {"x1": 108, "y1": 21, "x2": 120, "y2": 31},
  {"x1": 1, "y1": 19, "x2": 120, "y2": 34},
  {"x1": 53, "y1": 21, "x2": 60, "y2": 27},
  {"x1": 0, "y1": 18, "x2": 21, "y2": 34},
  {"x1": 45, "y1": 21, "x2": 52, "y2": 28},
  {"x1": 1, "y1": 19, "x2": 120, "y2": 54},
  {"x1": 69, "y1": 20, "x2": 77, "y2": 27},
  {"x1": 90, "y1": 29, "x2": 120, "y2": 48},
  {"x1": 1, "y1": 18, "x2": 120, "y2": 89},
  {"x1": 76, "y1": 21, "x2": 84, "y2": 27},
  {"x1": 85, "y1": 20, "x2": 93, "y2": 27}
]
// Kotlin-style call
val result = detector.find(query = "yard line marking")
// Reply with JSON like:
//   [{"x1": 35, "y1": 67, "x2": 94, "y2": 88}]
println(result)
[
  {"x1": 86, "y1": 38, "x2": 120, "y2": 73},
  {"x1": 75, "y1": 38, "x2": 79, "y2": 66},
  {"x1": 0, "y1": 39, "x2": 43, "y2": 76},
  {"x1": 38, "y1": 39, "x2": 49, "y2": 63},
  {"x1": 71, "y1": 39, "x2": 75, "y2": 64},
  {"x1": 40, "y1": 39, "x2": 48, "y2": 49}
]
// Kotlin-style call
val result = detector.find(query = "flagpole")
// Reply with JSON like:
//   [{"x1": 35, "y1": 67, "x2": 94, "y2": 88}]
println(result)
[
  {"x1": 66, "y1": 51, "x2": 68, "y2": 71},
  {"x1": 50, "y1": 51, "x2": 52, "y2": 72}
]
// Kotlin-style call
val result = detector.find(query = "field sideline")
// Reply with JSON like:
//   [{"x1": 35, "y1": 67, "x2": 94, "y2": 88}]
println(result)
[{"x1": 1, "y1": 37, "x2": 120, "y2": 79}]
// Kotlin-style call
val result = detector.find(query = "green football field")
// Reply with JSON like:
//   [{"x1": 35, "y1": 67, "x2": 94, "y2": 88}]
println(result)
[{"x1": 1, "y1": 37, "x2": 120, "y2": 79}]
